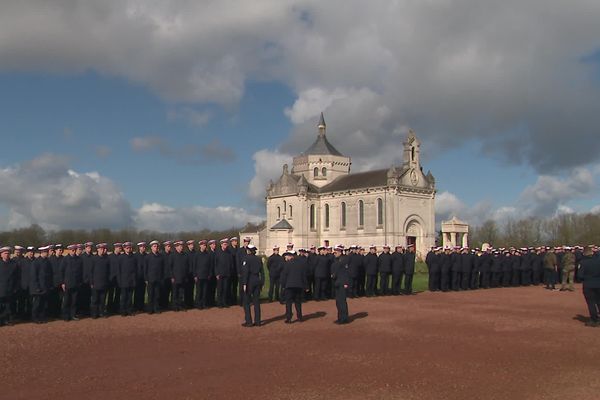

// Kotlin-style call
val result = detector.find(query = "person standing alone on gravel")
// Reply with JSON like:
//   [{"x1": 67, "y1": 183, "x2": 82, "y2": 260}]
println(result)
[
  {"x1": 577, "y1": 246, "x2": 600, "y2": 327},
  {"x1": 241, "y1": 245, "x2": 264, "y2": 327}
]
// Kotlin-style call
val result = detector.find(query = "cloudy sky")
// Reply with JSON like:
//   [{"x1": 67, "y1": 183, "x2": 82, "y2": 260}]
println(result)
[{"x1": 1, "y1": 0, "x2": 599, "y2": 232}]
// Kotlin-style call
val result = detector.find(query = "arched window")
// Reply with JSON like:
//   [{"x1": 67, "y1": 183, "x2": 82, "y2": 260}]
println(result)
[
  {"x1": 411, "y1": 147, "x2": 415, "y2": 161},
  {"x1": 324, "y1": 204, "x2": 330, "y2": 228},
  {"x1": 277, "y1": 206, "x2": 281, "y2": 220},
  {"x1": 358, "y1": 200, "x2": 364, "y2": 227},
  {"x1": 283, "y1": 200, "x2": 287, "y2": 212},
  {"x1": 289, "y1": 205, "x2": 293, "y2": 218},
  {"x1": 377, "y1": 198, "x2": 383, "y2": 225},
  {"x1": 341, "y1": 202, "x2": 347, "y2": 228},
  {"x1": 322, "y1": 167, "x2": 327, "y2": 177},
  {"x1": 310, "y1": 204, "x2": 315, "y2": 229},
  {"x1": 313, "y1": 167, "x2": 319, "y2": 177}
]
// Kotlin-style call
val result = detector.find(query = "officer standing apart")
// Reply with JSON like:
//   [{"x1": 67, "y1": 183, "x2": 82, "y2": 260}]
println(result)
[
  {"x1": 331, "y1": 245, "x2": 350, "y2": 324},
  {"x1": 241, "y1": 245, "x2": 264, "y2": 327},
  {"x1": 577, "y1": 245, "x2": 600, "y2": 327},
  {"x1": 281, "y1": 250, "x2": 308, "y2": 323}
]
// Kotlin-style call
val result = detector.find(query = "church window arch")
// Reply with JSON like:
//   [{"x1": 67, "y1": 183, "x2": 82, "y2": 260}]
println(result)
[
  {"x1": 324, "y1": 204, "x2": 330, "y2": 228},
  {"x1": 313, "y1": 167, "x2": 319, "y2": 177},
  {"x1": 411, "y1": 147, "x2": 415, "y2": 162},
  {"x1": 289, "y1": 205, "x2": 293, "y2": 218},
  {"x1": 310, "y1": 204, "x2": 316, "y2": 230},
  {"x1": 277, "y1": 206, "x2": 281, "y2": 220},
  {"x1": 358, "y1": 200, "x2": 364, "y2": 227},
  {"x1": 322, "y1": 167, "x2": 327, "y2": 177},
  {"x1": 283, "y1": 200, "x2": 287, "y2": 213},
  {"x1": 341, "y1": 202, "x2": 347, "y2": 228},
  {"x1": 377, "y1": 198, "x2": 383, "y2": 226}
]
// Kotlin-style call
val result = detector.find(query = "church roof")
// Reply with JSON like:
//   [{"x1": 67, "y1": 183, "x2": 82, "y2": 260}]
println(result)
[
  {"x1": 270, "y1": 219, "x2": 294, "y2": 230},
  {"x1": 318, "y1": 169, "x2": 388, "y2": 192},
  {"x1": 301, "y1": 134, "x2": 344, "y2": 157}
]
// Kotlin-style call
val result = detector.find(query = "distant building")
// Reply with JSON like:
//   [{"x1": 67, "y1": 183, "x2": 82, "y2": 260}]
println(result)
[{"x1": 242, "y1": 113, "x2": 437, "y2": 259}]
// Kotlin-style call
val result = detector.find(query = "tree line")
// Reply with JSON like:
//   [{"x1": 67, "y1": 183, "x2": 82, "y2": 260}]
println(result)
[
  {"x1": 468, "y1": 212, "x2": 600, "y2": 248},
  {"x1": 0, "y1": 224, "x2": 244, "y2": 248}
]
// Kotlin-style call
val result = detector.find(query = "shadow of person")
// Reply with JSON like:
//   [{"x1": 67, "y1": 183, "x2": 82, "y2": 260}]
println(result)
[
  {"x1": 261, "y1": 314, "x2": 287, "y2": 326},
  {"x1": 573, "y1": 314, "x2": 590, "y2": 323},
  {"x1": 302, "y1": 311, "x2": 326, "y2": 321},
  {"x1": 348, "y1": 311, "x2": 368, "y2": 323}
]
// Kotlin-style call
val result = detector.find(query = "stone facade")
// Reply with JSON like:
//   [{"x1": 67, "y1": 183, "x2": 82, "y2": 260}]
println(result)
[{"x1": 242, "y1": 113, "x2": 437, "y2": 259}]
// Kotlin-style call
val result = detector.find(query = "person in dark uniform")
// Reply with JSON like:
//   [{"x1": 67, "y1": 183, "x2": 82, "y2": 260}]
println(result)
[
  {"x1": 364, "y1": 245, "x2": 379, "y2": 296},
  {"x1": 134, "y1": 242, "x2": 148, "y2": 312},
  {"x1": 425, "y1": 247, "x2": 440, "y2": 291},
  {"x1": 521, "y1": 248, "x2": 532, "y2": 286},
  {"x1": 160, "y1": 241, "x2": 174, "y2": 309},
  {"x1": 577, "y1": 245, "x2": 600, "y2": 327},
  {"x1": 207, "y1": 239, "x2": 218, "y2": 307},
  {"x1": 348, "y1": 246, "x2": 362, "y2": 298},
  {"x1": 90, "y1": 243, "x2": 111, "y2": 318},
  {"x1": 281, "y1": 250, "x2": 308, "y2": 323},
  {"x1": 531, "y1": 247, "x2": 544, "y2": 285},
  {"x1": 118, "y1": 242, "x2": 138, "y2": 316},
  {"x1": 49, "y1": 244, "x2": 64, "y2": 318},
  {"x1": 241, "y1": 245, "x2": 264, "y2": 327},
  {"x1": 314, "y1": 246, "x2": 331, "y2": 301},
  {"x1": 30, "y1": 246, "x2": 53, "y2": 324},
  {"x1": 62, "y1": 244, "x2": 83, "y2": 321},
  {"x1": 194, "y1": 240, "x2": 212, "y2": 309},
  {"x1": 0, "y1": 246, "x2": 17, "y2": 327},
  {"x1": 450, "y1": 247, "x2": 462, "y2": 291},
  {"x1": 267, "y1": 245, "x2": 283, "y2": 302},
  {"x1": 79, "y1": 242, "x2": 94, "y2": 317},
  {"x1": 170, "y1": 241, "x2": 190, "y2": 311},
  {"x1": 403, "y1": 244, "x2": 416, "y2": 294},
  {"x1": 378, "y1": 245, "x2": 392, "y2": 295},
  {"x1": 459, "y1": 248, "x2": 472, "y2": 290},
  {"x1": 18, "y1": 246, "x2": 35, "y2": 320},
  {"x1": 357, "y1": 246, "x2": 367, "y2": 297},
  {"x1": 331, "y1": 246, "x2": 350, "y2": 324},
  {"x1": 307, "y1": 246, "x2": 318, "y2": 300},
  {"x1": 145, "y1": 240, "x2": 165, "y2": 314},
  {"x1": 479, "y1": 248, "x2": 492, "y2": 289},
  {"x1": 491, "y1": 250, "x2": 504, "y2": 288},
  {"x1": 470, "y1": 249, "x2": 481, "y2": 289},
  {"x1": 228, "y1": 237, "x2": 241, "y2": 306},
  {"x1": 391, "y1": 245, "x2": 405, "y2": 295},
  {"x1": 511, "y1": 250, "x2": 522, "y2": 287},
  {"x1": 184, "y1": 240, "x2": 196, "y2": 308},
  {"x1": 215, "y1": 239, "x2": 232, "y2": 308},
  {"x1": 107, "y1": 243, "x2": 122, "y2": 315},
  {"x1": 440, "y1": 248, "x2": 452, "y2": 292}
]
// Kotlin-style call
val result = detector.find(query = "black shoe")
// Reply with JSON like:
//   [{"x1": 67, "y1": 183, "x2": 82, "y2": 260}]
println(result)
[
  {"x1": 296, "y1": 317, "x2": 304, "y2": 322},
  {"x1": 585, "y1": 320, "x2": 599, "y2": 327},
  {"x1": 241, "y1": 322, "x2": 253, "y2": 328},
  {"x1": 72, "y1": 317, "x2": 80, "y2": 321},
  {"x1": 284, "y1": 319, "x2": 292, "y2": 324},
  {"x1": 254, "y1": 322, "x2": 263, "y2": 327}
]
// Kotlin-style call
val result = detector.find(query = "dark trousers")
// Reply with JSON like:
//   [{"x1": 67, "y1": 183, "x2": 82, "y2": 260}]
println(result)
[
  {"x1": 106, "y1": 282, "x2": 120, "y2": 314},
  {"x1": 119, "y1": 287, "x2": 134, "y2": 314},
  {"x1": 16, "y1": 289, "x2": 30, "y2": 320},
  {"x1": 147, "y1": 281, "x2": 161, "y2": 313},
  {"x1": 335, "y1": 286, "x2": 349, "y2": 323},
  {"x1": 78, "y1": 283, "x2": 91, "y2": 316},
  {"x1": 366, "y1": 274, "x2": 377, "y2": 296},
  {"x1": 314, "y1": 277, "x2": 328, "y2": 300},
  {"x1": 208, "y1": 277, "x2": 217, "y2": 307},
  {"x1": 480, "y1": 271, "x2": 491, "y2": 288},
  {"x1": 451, "y1": 271, "x2": 461, "y2": 290},
  {"x1": 392, "y1": 272, "x2": 404, "y2": 295},
  {"x1": 62, "y1": 288, "x2": 79, "y2": 320},
  {"x1": 47, "y1": 287, "x2": 61, "y2": 318},
  {"x1": 243, "y1": 285, "x2": 261, "y2": 324},
  {"x1": 501, "y1": 271, "x2": 511, "y2": 286},
  {"x1": 91, "y1": 289, "x2": 107, "y2": 317},
  {"x1": 544, "y1": 269, "x2": 556, "y2": 288},
  {"x1": 350, "y1": 277, "x2": 359, "y2": 297},
  {"x1": 0, "y1": 296, "x2": 13, "y2": 325},
  {"x1": 194, "y1": 279, "x2": 209, "y2": 308},
  {"x1": 491, "y1": 272, "x2": 502, "y2": 287},
  {"x1": 268, "y1": 276, "x2": 281, "y2": 301},
  {"x1": 404, "y1": 274, "x2": 414, "y2": 294},
  {"x1": 583, "y1": 287, "x2": 600, "y2": 322},
  {"x1": 134, "y1": 279, "x2": 146, "y2": 312},
  {"x1": 521, "y1": 270, "x2": 531, "y2": 285},
  {"x1": 31, "y1": 293, "x2": 47, "y2": 322},
  {"x1": 284, "y1": 287, "x2": 303, "y2": 321},
  {"x1": 470, "y1": 270, "x2": 479, "y2": 289},
  {"x1": 461, "y1": 271, "x2": 470, "y2": 290},
  {"x1": 358, "y1": 273, "x2": 366, "y2": 296},
  {"x1": 440, "y1": 270, "x2": 450, "y2": 291},
  {"x1": 216, "y1": 277, "x2": 229, "y2": 307},
  {"x1": 428, "y1": 271, "x2": 440, "y2": 291},
  {"x1": 159, "y1": 278, "x2": 171, "y2": 309},
  {"x1": 229, "y1": 274, "x2": 238, "y2": 305},
  {"x1": 379, "y1": 272, "x2": 390, "y2": 295},
  {"x1": 172, "y1": 282, "x2": 185, "y2": 310},
  {"x1": 532, "y1": 269, "x2": 542, "y2": 285},
  {"x1": 184, "y1": 275, "x2": 195, "y2": 308},
  {"x1": 511, "y1": 270, "x2": 521, "y2": 286}
]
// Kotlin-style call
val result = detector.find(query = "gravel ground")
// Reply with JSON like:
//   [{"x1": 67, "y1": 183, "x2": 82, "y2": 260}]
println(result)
[{"x1": 1, "y1": 285, "x2": 598, "y2": 400}]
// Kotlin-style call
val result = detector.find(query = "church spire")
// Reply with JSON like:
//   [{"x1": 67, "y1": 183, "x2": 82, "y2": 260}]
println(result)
[{"x1": 317, "y1": 112, "x2": 326, "y2": 137}]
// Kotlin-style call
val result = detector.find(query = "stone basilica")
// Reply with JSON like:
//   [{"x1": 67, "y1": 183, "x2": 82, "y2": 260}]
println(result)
[{"x1": 243, "y1": 113, "x2": 436, "y2": 259}]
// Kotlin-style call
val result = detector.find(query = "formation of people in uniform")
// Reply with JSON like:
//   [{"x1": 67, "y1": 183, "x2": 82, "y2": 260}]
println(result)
[{"x1": 1, "y1": 238, "x2": 599, "y2": 328}]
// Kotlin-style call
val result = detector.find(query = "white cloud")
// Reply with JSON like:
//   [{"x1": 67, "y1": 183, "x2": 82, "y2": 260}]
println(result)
[
  {"x1": 591, "y1": 205, "x2": 600, "y2": 214},
  {"x1": 0, "y1": 154, "x2": 133, "y2": 230},
  {"x1": 135, "y1": 202, "x2": 262, "y2": 232},
  {"x1": 248, "y1": 149, "x2": 292, "y2": 200}
]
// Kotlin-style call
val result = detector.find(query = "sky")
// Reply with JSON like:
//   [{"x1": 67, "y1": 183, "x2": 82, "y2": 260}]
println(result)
[{"x1": 0, "y1": 0, "x2": 600, "y2": 232}]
